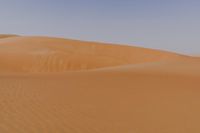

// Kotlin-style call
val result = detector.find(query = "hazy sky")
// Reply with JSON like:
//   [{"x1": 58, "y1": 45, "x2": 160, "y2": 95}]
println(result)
[{"x1": 1, "y1": 0, "x2": 200, "y2": 54}]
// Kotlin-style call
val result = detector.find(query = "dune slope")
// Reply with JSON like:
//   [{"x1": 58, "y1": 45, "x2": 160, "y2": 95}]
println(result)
[
  {"x1": 0, "y1": 36, "x2": 200, "y2": 133},
  {"x1": 0, "y1": 36, "x2": 188, "y2": 72},
  {"x1": 0, "y1": 34, "x2": 19, "y2": 39}
]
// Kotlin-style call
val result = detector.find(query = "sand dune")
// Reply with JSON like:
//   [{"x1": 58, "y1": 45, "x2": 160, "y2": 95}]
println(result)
[
  {"x1": 0, "y1": 34, "x2": 19, "y2": 39},
  {"x1": 0, "y1": 35, "x2": 200, "y2": 133},
  {"x1": 0, "y1": 36, "x2": 188, "y2": 72}
]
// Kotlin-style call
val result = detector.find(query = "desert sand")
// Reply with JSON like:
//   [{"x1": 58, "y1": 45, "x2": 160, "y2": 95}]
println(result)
[
  {"x1": 0, "y1": 34, "x2": 18, "y2": 39},
  {"x1": 0, "y1": 35, "x2": 200, "y2": 133}
]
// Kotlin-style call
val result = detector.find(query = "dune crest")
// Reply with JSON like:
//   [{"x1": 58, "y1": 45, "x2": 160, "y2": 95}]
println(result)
[
  {"x1": 0, "y1": 34, "x2": 19, "y2": 39},
  {"x1": 0, "y1": 36, "x2": 189, "y2": 73}
]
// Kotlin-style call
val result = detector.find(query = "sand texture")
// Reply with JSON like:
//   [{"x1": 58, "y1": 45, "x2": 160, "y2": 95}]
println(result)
[{"x1": 0, "y1": 35, "x2": 200, "y2": 133}]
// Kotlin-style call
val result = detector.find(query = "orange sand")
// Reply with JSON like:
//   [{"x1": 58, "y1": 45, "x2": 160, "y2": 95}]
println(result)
[
  {"x1": 0, "y1": 35, "x2": 200, "y2": 133},
  {"x1": 0, "y1": 34, "x2": 18, "y2": 39}
]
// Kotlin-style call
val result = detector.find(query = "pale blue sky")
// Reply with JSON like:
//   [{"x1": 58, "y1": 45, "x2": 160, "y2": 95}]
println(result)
[{"x1": 1, "y1": 0, "x2": 200, "y2": 54}]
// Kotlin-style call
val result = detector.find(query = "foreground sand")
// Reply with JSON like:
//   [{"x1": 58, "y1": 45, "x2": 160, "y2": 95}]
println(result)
[{"x1": 0, "y1": 35, "x2": 200, "y2": 133}]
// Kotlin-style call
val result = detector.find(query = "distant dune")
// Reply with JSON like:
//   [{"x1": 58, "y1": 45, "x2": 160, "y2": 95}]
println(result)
[
  {"x1": 0, "y1": 36, "x2": 191, "y2": 73},
  {"x1": 0, "y1": 34, "x2": 19, "y2": 39},
  {"x1": 0, "y1": 35, "x2": 200, "y2": 133}
]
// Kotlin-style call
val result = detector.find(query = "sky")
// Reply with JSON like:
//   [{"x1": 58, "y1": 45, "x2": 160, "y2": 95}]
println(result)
[{"x1": 0, "y1": 0, "x2": 200, "y2": 54}]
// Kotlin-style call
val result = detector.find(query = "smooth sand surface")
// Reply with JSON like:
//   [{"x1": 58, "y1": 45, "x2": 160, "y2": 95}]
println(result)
[{"x1": 0, "y1": 36, "x2": 200, "y2": 133}]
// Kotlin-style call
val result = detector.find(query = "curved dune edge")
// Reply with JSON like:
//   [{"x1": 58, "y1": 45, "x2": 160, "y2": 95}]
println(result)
[
  {"x1": 0, "y1": 34, "x2": 19, "y2": 39},
  {"x1": 0, "y1": 35, "x2": 195, "y2": 73}
]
